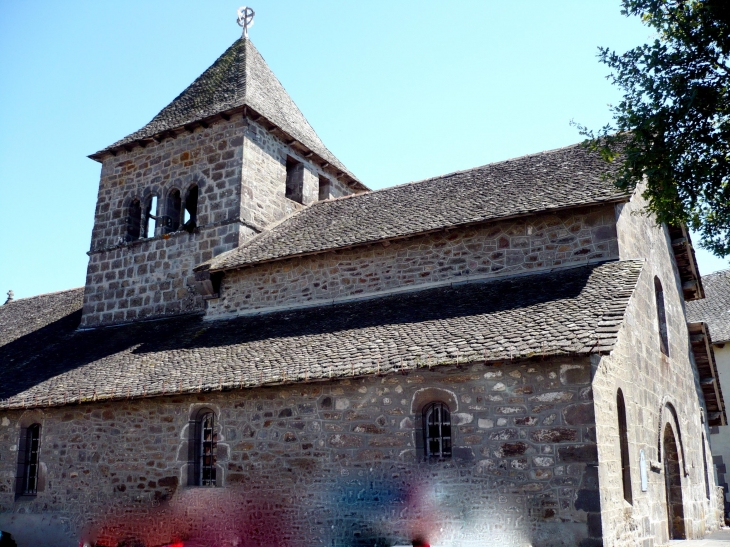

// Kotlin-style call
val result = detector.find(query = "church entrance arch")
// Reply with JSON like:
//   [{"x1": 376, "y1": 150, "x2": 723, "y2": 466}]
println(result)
[{"x1": 663, "y1": 423, "x2": 685, "y2": 539}]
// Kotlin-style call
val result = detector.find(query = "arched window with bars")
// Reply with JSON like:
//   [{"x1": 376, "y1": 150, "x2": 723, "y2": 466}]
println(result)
[
  {"x1": 17, "y1": 423, "x2": 41, "y2": 495},
  {"x1": 423, "y1": 402, "x2": 451, "y2": 459},
  {"x1": 189, "y1": 409, "x2": 217, "y2": 487}
]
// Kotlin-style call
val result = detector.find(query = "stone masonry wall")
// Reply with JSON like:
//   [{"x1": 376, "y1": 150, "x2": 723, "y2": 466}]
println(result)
[
  {"x1": 0, "y1": 357, "x2": 600, "y2": 547},
  {"x1": 592, "y1": 188, "x2": 721, "y2": 546},
  {"x1": 89, "y1": 117, "x2": 247, "y2": 252},
  {"x1": 82, "y1": 116, "x2": 249, "y2": 327},
  {"x1": 207, "y1": 205, "x2": 619, "y2": 318},
  {"x1": 82, "y1": 116, "x2": 356, "y2": 327},
  {"x1": 239, "y1": 119, "x2": 357, "y2": 229},
  {"x1": 81, "y1": 224, "x2": 254, "y2": 327}
]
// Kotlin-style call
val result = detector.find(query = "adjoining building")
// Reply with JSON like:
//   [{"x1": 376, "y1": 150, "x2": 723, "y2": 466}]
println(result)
[
  {"x1": 0, "y1": 23, "x2": 725, "y2": 547},
  {"x1": 688, "y1": 268, "x2": 730, "y2": 520}
]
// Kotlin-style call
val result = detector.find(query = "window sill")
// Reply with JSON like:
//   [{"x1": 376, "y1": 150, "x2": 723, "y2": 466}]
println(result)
[{"x1": 14, "y1": 493, "x2": 38, "y2": 502}]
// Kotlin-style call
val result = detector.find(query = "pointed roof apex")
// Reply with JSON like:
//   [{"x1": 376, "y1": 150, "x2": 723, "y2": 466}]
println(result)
[{"x1": 91, "y1": 38, "x2": 364, "y2": 190}]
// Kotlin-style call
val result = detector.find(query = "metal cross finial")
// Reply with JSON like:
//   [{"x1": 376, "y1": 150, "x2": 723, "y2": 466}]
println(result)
[{"x1": 237, "y1": 6, "x2": 255, "y2": 39}]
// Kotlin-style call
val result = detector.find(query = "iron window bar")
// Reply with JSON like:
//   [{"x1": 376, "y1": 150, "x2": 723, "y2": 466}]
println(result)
[
  {"x1": 424, "y1": 402, "x2": 451, "y2": 459},
  {"x1": 24, "y1": 424, "x2": 40, "y2": 495},
  {"x1": 200, "y1": 413, "x2": 216, "y2": 486}
]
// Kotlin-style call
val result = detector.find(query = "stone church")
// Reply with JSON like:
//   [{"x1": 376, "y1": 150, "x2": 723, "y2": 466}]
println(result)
[{"x1": 0, "y1": 26, "x2": 726, "y2": 547}]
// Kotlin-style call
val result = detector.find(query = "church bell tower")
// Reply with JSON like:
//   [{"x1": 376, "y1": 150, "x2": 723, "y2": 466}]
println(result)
[{"x1": 80, "y1": 9, "x2": 365, "y2": 328}]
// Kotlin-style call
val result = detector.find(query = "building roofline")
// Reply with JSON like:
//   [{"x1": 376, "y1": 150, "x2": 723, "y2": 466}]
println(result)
[
  {"x1": 3, "y1": 286, "x2": 84, "y2": 305},
  {"x1": 199, "y1": 197, "x2": 628, "y2": 274}
]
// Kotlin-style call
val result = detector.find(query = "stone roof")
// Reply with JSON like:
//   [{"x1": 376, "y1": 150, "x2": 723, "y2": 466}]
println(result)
[
  {"x1": 0, "y1": 260, "x2": 642, "y2": 410},
  {"x1": 91, "y1": 38, "x2": 358, "y2": 185},
  {"x1": 687, "y1": 268, "x2": 730, "y2": 343},
  {"x1": 200, "y1": 143, "x2": 628, "y2": 273},
  {"x1": 0, "y1": 288, "x2": 83, "y2": 348}
]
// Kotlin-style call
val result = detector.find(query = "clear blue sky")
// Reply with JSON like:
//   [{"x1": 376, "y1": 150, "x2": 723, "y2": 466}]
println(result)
[{"x1": 1, "y1": 1, "x2": 727, "y2": 299}]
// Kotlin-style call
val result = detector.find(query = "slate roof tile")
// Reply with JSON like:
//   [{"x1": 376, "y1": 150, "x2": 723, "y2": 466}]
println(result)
[
  {"x1": 0, "y1": 288, "x2": 83, "y2": 348},
  {"x1": 687, "y1": 268, "x2": 730, "y2": 343},
  {"x1": 202, "y1": 143, "x2": 627, "y2": 272},
  {"x1": 0, "y1": 260, "x2": 642, "y2": 410}
]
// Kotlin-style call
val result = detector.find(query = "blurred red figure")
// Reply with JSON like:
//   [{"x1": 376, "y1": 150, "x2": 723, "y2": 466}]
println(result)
[{"x1": 412, "y1": 539, "x2": 430, "y2": 547}]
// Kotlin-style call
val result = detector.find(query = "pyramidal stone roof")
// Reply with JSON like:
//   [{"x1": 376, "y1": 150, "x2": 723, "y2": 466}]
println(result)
[{"x1": 92, "y1": 38, "x2": 358, "y2": 184}]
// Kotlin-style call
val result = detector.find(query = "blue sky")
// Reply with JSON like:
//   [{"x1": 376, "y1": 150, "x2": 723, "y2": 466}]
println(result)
[{"x1": 1, "y1": 1, "x2": 727, "y2": 299}]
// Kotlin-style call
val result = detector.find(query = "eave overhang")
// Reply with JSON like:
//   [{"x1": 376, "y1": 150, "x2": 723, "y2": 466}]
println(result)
[
  {"x1": 669, "y1": 224, "x2": 704, "y2": 301},
  {"x1": 688, "y1": 321, "x2": 727, "y2": 426},
  {"x1": 87, "y1": 105, "x2": 368, "y2": 194}
]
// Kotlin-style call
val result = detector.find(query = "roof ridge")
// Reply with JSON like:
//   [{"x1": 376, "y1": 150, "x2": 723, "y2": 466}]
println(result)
[
  {"x1": 4, "y1": 287, "x2": 83, "y2": 304},
  {"x1": 702, "y1": 267, "x2": 730, "y2": 278},
  {"x1": 317, "y1": 141, "x2": 588, "y2": 204}
]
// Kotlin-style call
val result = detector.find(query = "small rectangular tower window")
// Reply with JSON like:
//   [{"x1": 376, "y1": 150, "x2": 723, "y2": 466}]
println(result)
[
  {"x1": 285, "y1": 157, "x2": 304, "y2": 204},
  {"x1": 318, "y1": 175, "x2": 330, "y2": 201}
]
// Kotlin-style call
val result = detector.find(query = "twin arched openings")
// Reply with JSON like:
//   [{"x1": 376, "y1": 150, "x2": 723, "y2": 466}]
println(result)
[{"x1": 126, "y1": 185, "x2": 198, "y2": 242}]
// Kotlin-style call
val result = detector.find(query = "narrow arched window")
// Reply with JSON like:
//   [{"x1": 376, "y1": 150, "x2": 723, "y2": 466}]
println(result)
[
  {"x1": 198, "y1": 412, "x2": 216, "y2": 486},
  {"x1": 164, "y1": 189, "x2": 182, "y2": 233},
  {"x1": 143, "y1": 195, "x2": 159, "y2": 239},
  {"x1": 655, "y1": 277, "x2": 669, "y2": 356},
  {"x1": 183, "y1": 185, "x2": 198, "y2": 233},
  {"x1": 617, "y1": 389, "x2": 632, "y2": 504},
  {"x1": 126, "y1": 198, "x2": 142, "y2": 242},
  {"x1": 702, "y1": 434, "x2": 711, "y2": 500},
  {"x1": 423, "y1": 402, "x2": 451, "y2": 459},
  {"x1": 21, "y1": 424, "x2": 41, "y2": 495}
]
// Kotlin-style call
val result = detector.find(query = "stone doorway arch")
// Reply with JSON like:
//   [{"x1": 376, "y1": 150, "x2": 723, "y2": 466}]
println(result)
[{"x1": 663, "y1": 423, "x2": 686, "y2": 539}]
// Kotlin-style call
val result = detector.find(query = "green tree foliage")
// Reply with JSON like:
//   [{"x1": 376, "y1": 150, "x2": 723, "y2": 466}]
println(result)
[{"x1": 577, "y1": 0, "x2": 730, "y2": 257}]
